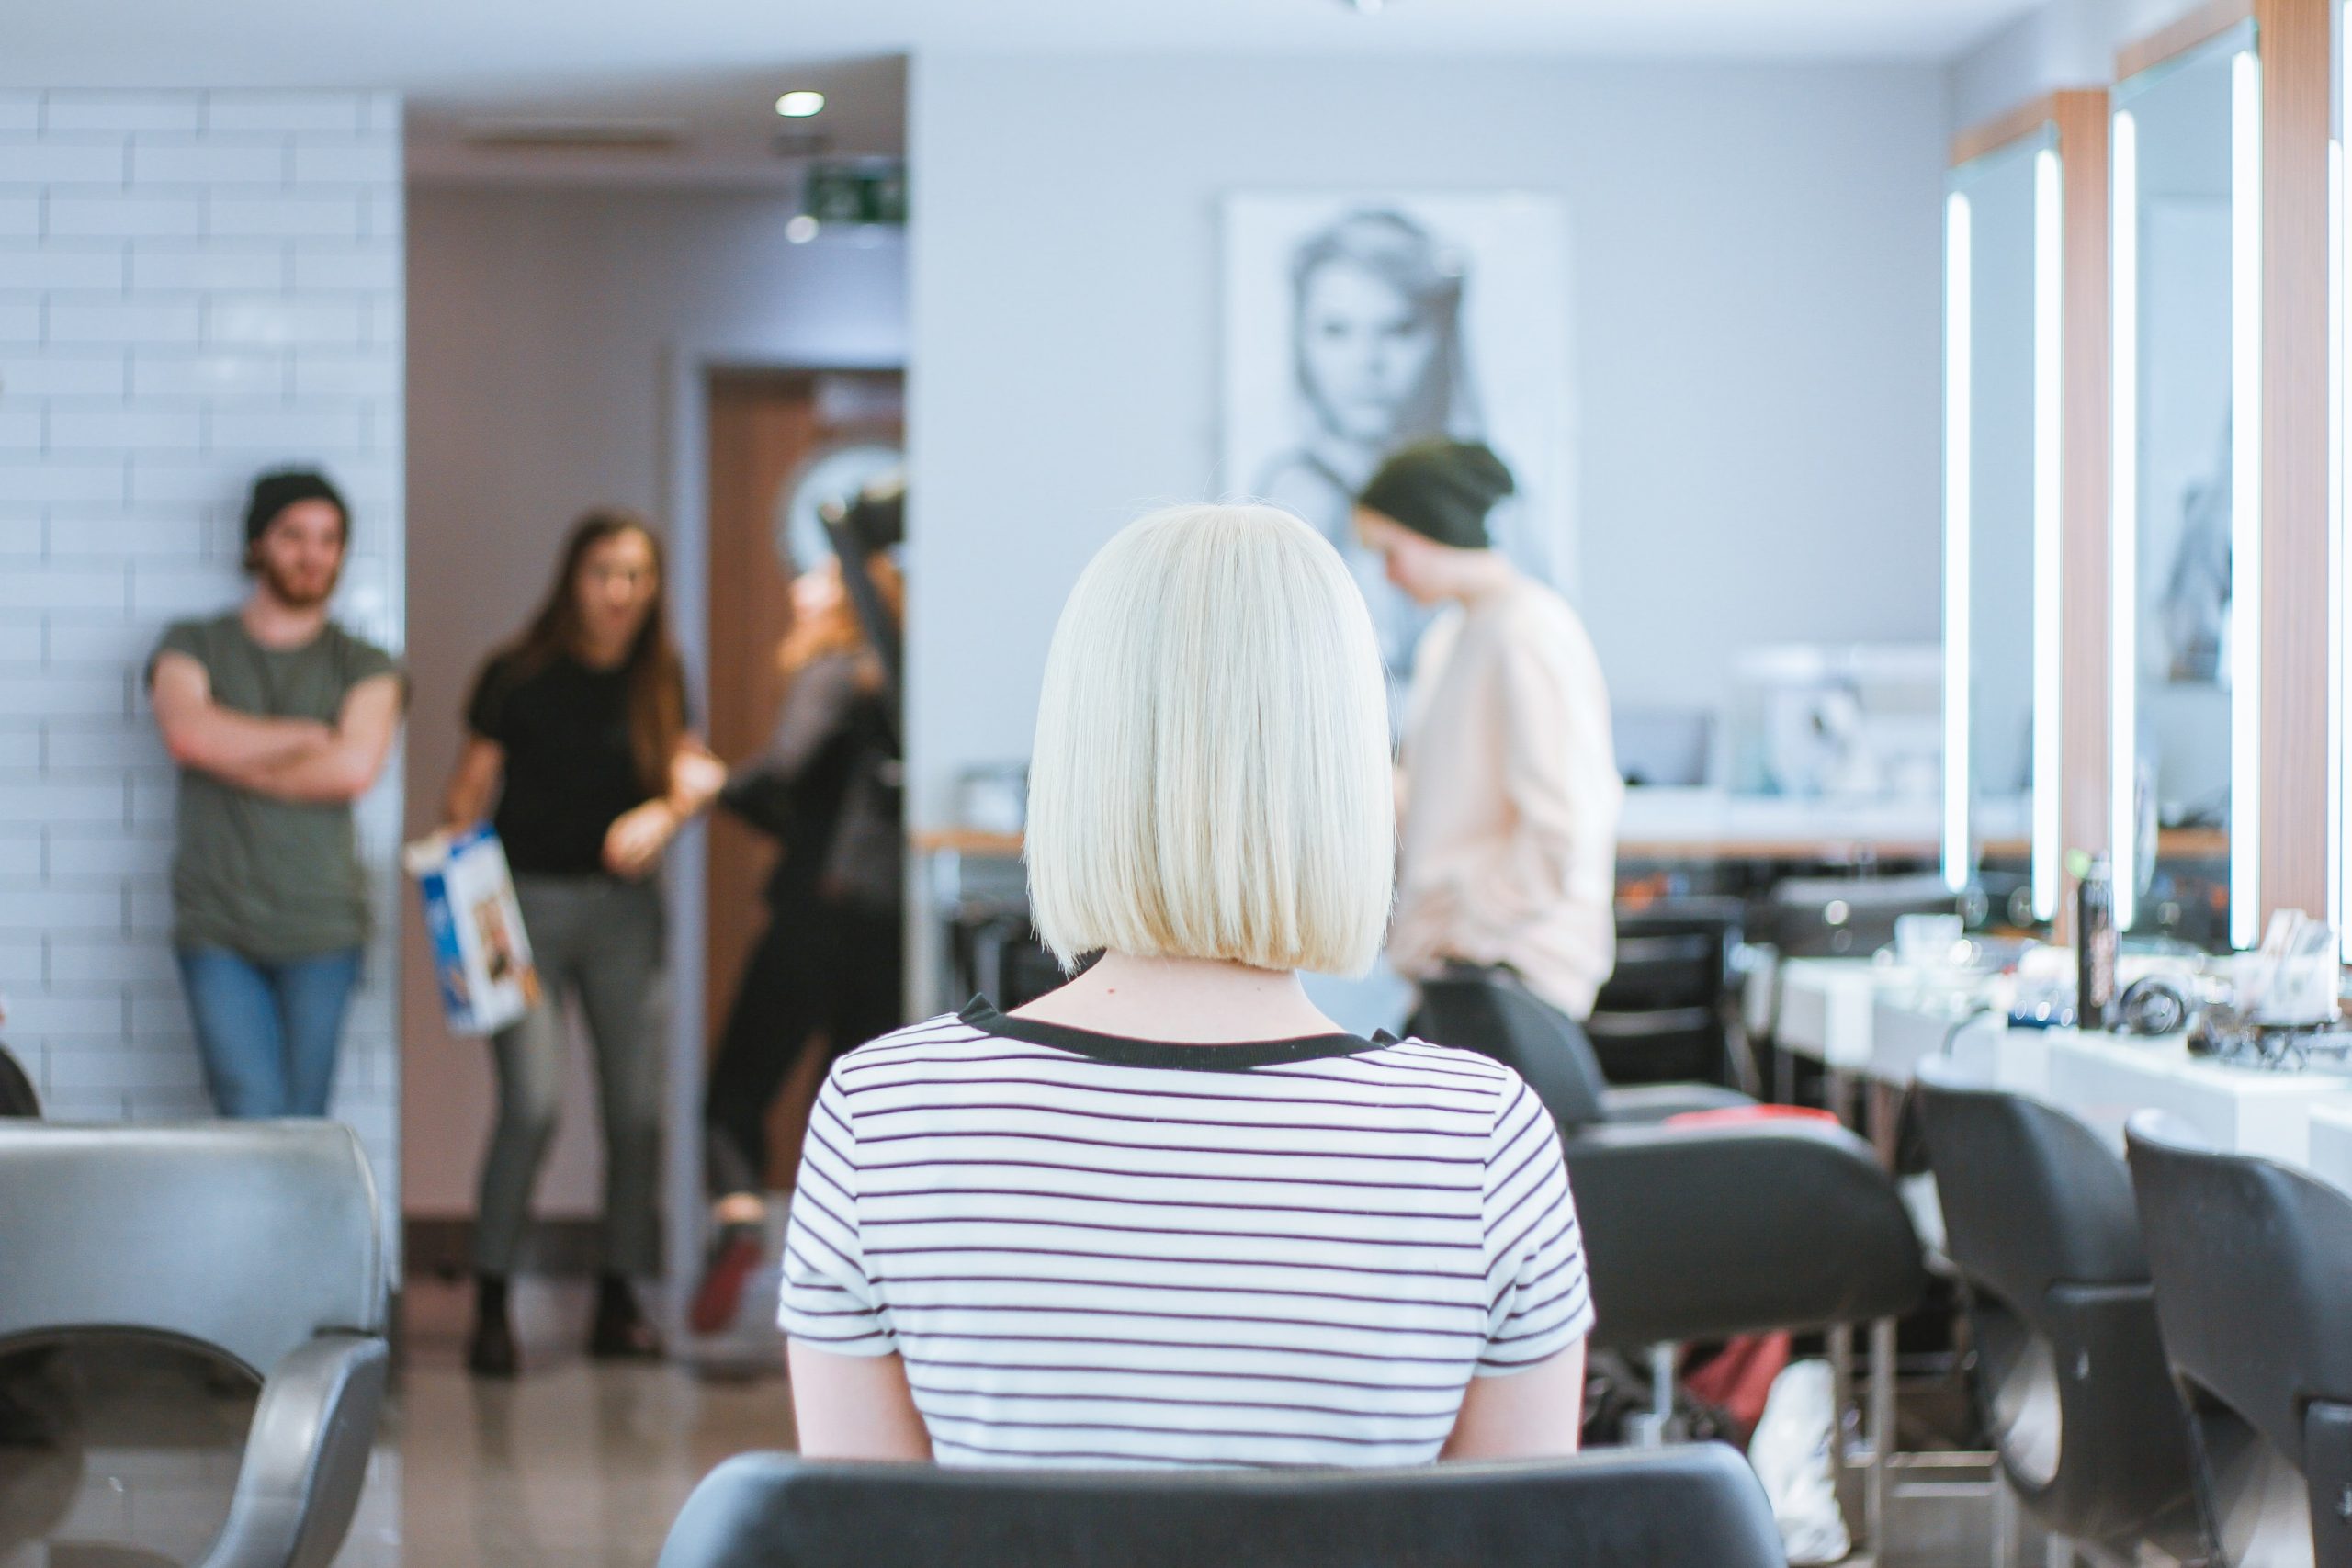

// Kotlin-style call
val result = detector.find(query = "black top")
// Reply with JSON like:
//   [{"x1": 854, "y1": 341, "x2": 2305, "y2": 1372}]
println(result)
[
  {"x1": 467, "y1": 650, "x2": 681, "y2": 877},
  {"x1": 957, "y1": 996, "x2": 1396, "y2": 1072}
]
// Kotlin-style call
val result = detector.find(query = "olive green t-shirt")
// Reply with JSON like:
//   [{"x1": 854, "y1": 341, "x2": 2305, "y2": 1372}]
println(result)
[{"x1": 151, "y1": 613, "x2": 401, "y2": 961}]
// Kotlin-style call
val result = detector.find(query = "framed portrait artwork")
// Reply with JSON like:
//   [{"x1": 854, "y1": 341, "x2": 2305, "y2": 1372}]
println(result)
[{"x1": 1221, "y1": 190, "x2": 1576, "y2": 684}]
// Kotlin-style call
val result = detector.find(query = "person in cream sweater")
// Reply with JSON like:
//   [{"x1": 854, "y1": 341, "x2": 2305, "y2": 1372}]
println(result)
[{"x1": 1353, "y1": 439, "x2": 1623, "y2": 1021}]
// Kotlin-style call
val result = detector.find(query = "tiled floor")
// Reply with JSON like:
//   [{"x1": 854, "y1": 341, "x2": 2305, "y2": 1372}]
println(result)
[{"x1": 0, "y1": 1278, "x2": 793, "y2": 1568}]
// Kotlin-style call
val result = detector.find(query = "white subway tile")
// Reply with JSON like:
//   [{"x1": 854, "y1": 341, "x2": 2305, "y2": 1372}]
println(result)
[
  {"x1": 130, "y1": 350, "x2": 282, "y2": 398},
  {"x1": 288, "y1": 243, "x2": 397, "y2": 291},
  {"x1": 362, "y1": 95, "x2": 401, "y2": 136},
  {"x1": 0, "y1": 934, "x2": 38, "y2": 984},
  {"x1": 0, "y1": 464, "x2": 122, "y2": 503},
  {"x1": 208, "y1": 404, "x2": 366, "y2": 453},
  {"x1": 289, "y1": 352, "x2": 395, "y2": 399},
  {"x1": 361, "y1": 189, "x2": 401, "y2": 241},
  {"x1": 0, "y1": 671, "x2": 125, "y2": 713},
  {"x1": 131, "y1": 139, "x2": 288, "y2": 187},
  {"x1": 44, "y1": 93, "x2": 202, "y2": 134},
  {"x1": 0, "y1": 244, "x2": 126, "y2": 290},
  {"x1": 47, "y1": 298, "x2": 202, "y2": 345},
  {"x1": 49, "y1": 401, "x2": 204, "y2": 451},
  {"x1": 0, "y1": 405, "x2": 37, "y2": 450},
  {"x1": 0, "y1": 95, "x2": 37, "y2": 134},
  {"x1": 56, "y1": 1049, "x2": 209, "y2": 1091},
  {"x1": 47, "y1": 194, "x2": 202, "y2": 239},
  {"x1": 0, "y1": 197, "x2": 35, "y2": 238},
  {"x1": 207, "y1": 192, "x2": 361, "y2": 240},
  {"x1": 125, "y1": 460, "x2": 239, "y2": 507},
  {"x1": 0, "y1": 620, "x2": 36, "y2": 658},
  {"x1": 0, "y1": 301, "x2": 37, "y2": 342},
  {"x1": 130, "y1": 244, "x2": 283, "y2": 292},
  {"x1": 0, "y1": 139, "x2": 129, "y2": 186},
  {"x1": 0, "y1": 570, "x2": 122, "y2": 610},
  {"x1": 48, "y1": 933, "x2": 175, "y2": 983},
  {"x1": 4, "y1": 995, "x2": 124, "y2": 1035},
  {"x1": 45, "y1": 621, "x2": 149, "y2": 668},
  {"x1": 44, "y1": 723, "x2": 167, "y2": 772},
  {"x1": 0, "y1": 784, "x2": 121, "y2": 827},
  {"x1": 0, "y1": 519, "x2": 36, "y2": 558},
  {"x1": 205, "y1": 294, "x2": 363, "y2": 348},
  {"x1": 130, "y1": 564, "x2": 243, "y2": 616},
  {"x1": 364, "y1": 295, "x2": 401, "y2": 346},
  {"x1": 37, "y1": 1087, "x2": 130, "y2": 1121},
  {"x1": 128, "y1": 884, "x2": 173, "y2": 927},
  {"x1": 46, "y1": 513, "x2": 209, "y2": 559},
  {"x1": 0, "y1": 351, "x2": 126, "y2": 396},
  {"x1": 290, "y1": 141, "x2": 399, "y2": 186},
  {"x1": 0, "y1": 732, "x2": 35, "y2": 771},
  {"x1": 205, "y1": 92, "x2": 362, "y2": 134}
]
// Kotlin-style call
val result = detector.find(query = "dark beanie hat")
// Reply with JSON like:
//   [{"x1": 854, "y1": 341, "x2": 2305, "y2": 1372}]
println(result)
[
  {"x1": 1355, "y1": 439, "x2": 1515, "y2": 551},
  {"x1": 243, "y1": 468, "x2": 349, "y2": 548}
]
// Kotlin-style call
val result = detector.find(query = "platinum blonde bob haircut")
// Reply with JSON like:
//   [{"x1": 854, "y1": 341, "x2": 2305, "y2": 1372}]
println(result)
[{"x1": 1026, "y1": 502, "x2": 1395, "y2": 976}]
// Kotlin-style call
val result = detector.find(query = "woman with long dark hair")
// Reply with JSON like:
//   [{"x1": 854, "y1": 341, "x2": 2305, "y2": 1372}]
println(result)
[{"x1": 442, "y1": 511, "x2": 724, "y2": 1377}]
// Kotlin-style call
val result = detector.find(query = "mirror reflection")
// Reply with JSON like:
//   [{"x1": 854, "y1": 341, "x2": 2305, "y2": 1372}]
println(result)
[{"x1": 2119, "y1": 36, "x2": 2241, "y2": 949}]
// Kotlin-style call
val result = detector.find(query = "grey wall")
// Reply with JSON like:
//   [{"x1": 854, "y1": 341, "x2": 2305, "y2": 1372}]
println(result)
[
  {"x1": 906, "y1": 53, "x2": 1949, "y2": 825},
  {"x1": 401, "y1": 186, "x2": 906, "y2": 1217},
  {"x1": 1947, "y1": 0, "x2": 2224, "y2": 129},
  {"x1": 0, "y1": 88, "x2": 404, "y2": 1226}
]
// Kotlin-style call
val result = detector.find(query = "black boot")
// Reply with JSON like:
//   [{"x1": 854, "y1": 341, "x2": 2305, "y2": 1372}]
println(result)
[
  {"x1": 468, "y1": 1274, "x2": 519, "y2": 1378},
  {"x1": 589, "y1": 1272, "x2": 662, "y2": 1360}
]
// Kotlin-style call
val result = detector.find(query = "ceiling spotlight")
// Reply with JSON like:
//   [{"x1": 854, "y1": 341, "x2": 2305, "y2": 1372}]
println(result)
[
  {"x1": 775, "y1": 90, "x2": 826, "y2": 118},
  {"x1": 1340, "y1": 0, "x2": 1385, "y2": 11},
  {"x1": 786, "y1": 214, "x2": 820, "y2": 243}
]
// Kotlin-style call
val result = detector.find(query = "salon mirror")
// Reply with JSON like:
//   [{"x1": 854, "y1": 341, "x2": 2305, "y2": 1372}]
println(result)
[
  {"x1": 2112, "y1": 23, "x2": 2255, "y2": 950},
  {"x1": 1945, "y1": 130, "x2": 2057, "y2": 931}
]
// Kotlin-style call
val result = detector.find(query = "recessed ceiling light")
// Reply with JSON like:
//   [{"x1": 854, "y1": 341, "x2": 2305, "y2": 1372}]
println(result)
[
  {"x1": 775, "y1": 91, "x2": 826, "y2": 118},
  {"x1": 786, "y1": 214, "x2": 820, "y2": 243}
]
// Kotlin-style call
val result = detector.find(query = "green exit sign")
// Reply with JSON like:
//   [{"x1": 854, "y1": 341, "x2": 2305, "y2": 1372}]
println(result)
[{"x1": 803, "y1": 161, "x2": 907, "y2": 227}]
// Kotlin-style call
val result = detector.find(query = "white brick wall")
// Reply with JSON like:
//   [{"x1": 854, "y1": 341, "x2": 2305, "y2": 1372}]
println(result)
[{"x1": 0, "y1": 89, "x2": 404, "y2": 1238}]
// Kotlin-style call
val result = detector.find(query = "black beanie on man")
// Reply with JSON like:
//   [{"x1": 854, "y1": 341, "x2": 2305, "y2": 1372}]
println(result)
[
  {"x1": 243, "y1": 468, "x2": 350, "y2": 550},
  {"x1": 1354, "y1": 439, "x2": 1515, "y2": 551}
]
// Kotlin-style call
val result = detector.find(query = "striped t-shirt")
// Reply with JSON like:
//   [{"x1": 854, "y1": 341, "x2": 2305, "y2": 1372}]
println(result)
[{"x1": 780, "y1": 998, "x2": 1594, "y2": 1469}]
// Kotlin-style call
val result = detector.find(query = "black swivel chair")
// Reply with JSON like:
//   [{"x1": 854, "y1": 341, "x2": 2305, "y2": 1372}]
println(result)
[
  {"x1": 657, "y1": 1445, "x2": 1788, "y2": 1568},
  {"x1": 1408, "y1": 968, "x2": 1749, "y2": 1130},
  {"x1": 2127, "y1": 1111, "x2": 2352, "y2": 1568},
  {"x1": 1587, "y1": 900, "x2": 1747, "y2": 1089},
  {"x1": 0, "y1": 1041, "x2": 36, "y2": 1117},
  {"x1": 1913, "y1": 1062, "x2": 2201, "y2": 1561}
]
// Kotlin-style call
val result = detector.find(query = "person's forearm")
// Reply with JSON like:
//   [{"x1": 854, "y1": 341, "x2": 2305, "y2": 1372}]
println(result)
[
  {"x1": 240, "y1": 736, "x2": 383, "y2": 805},
  {"x1": 167, "y1": 709, "x2": 330, "y2": 777}
]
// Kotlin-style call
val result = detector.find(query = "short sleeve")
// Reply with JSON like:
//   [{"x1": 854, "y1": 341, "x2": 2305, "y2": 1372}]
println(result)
[
  {"x1": 341, "y1": 631, "x2": 401, "y2": 693},
  {"x1": 1476, "y1": 1074, "x2": 1594, "y2": 1375},
  {"x1": 464, "y1": 655, "x2": 515, "y2": 743},
  {"x1": 778, "y1": 1064, "x2": 895, "y2": 1355},
  {"x1": 145, "y1": 618, "x2": 211, "y2": 688}
]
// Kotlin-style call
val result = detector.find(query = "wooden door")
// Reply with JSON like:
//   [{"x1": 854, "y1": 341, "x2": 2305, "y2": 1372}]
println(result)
[{"x1": 703, "y1": 368, "x2": 903, "y2": 1185}]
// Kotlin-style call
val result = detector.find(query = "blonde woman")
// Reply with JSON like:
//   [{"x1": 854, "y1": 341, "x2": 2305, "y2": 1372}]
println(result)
[{"x1": 780, "y1": 503, "x2": 1591, "y2": 1467}]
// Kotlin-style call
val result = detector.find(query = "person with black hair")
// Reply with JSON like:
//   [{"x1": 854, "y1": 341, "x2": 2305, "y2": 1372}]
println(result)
[{"x1": 147, "y1": 468, "x2": 404, "y2": 1121}]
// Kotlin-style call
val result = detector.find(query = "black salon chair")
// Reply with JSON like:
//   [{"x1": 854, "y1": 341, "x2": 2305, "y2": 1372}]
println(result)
[
  {"x1": 1913, "y1": 1062, "x2": 2201, "y2": 1561},
  {"x1": 0, "y1": 1122, "x2": 390, "y2": 1568},
  {"x1": 0, "y1": 1042, "x2": 36, "y2": 1117},
  {"x1": 1587, "y1": 900, "x2": 1747, "y2": 1089},
  {"x1": 657, "y1": 1444, "x2": 1787, "y2": 1568},
  {"x1": 1408, "y1": 968, "x2": 1750, "y2": 1130},
  {"x1": 2127, "y1": 1111, "x2": 2352, "y2": 1567}
]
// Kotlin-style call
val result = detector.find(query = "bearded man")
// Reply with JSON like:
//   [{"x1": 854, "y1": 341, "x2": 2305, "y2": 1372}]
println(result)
[{"x1": 147, "y1": 469, "x2": 404, "y2": 1117}]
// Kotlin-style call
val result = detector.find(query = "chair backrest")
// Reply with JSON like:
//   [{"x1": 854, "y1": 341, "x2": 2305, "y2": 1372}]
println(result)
[
  {"x1": 0, "y1": 1121, "x2": 383, "y2": 1377},
  {"x1": 1564, "y1": 1116, "x2": 1925, "y2": 1348},
  {"x1": 0, "y1": 1041, "x2": 38, "y2": 1117},
  {"x1": 1916, "y1": 1062, "x2": 2199, "y2": 1551},
  {"x1": 2126, "y1": 1111, "x2": 2352, "y2": 1469},
  {"x1": 658, "y1": 1445, "x2": 1787, "y2": 1568},
  {"x1": 1408, "y1": 972, "x2": 1611, "y2": 1127},
  {"x1": 1916, "y1": 1058, "x2": 2148, "y2": 1304}
]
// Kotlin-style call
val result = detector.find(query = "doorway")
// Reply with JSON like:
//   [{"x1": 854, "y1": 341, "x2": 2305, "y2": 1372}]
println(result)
[{"x1": 701, "y1": 367, "x2": 905, "y2": 1191}]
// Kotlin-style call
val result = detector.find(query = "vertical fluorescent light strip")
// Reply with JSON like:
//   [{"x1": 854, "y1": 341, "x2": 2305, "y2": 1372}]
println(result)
[
  {"x1": 1944, "y1": 188, "x2": 1973, "y2": 894},
  {"x1": 2335, "y1": 128, "x2": 2348, "y2": 958},
  {"x1": 2231, "y1": 48, "x2": 2264, "y2": 950},
  {"x1": 2033, "y1": 147, "x2": 2065, "y2": 922},
  {"x1": 2112, "y1": 108, "x2": 2141, "y2": 931}
]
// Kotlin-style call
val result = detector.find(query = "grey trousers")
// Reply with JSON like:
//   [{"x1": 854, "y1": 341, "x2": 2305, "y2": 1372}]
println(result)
[{"x1": 473, "y1": 874, "x2": 665, "y2": 1277}]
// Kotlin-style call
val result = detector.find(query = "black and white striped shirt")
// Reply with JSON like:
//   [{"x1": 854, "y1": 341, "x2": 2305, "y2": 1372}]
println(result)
[{"x1": 780, "y1": 998, "x2": 1593, "y2": 1469}]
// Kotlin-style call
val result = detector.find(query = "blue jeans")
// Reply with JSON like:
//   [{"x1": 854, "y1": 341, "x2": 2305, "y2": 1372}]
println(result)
[{"x1": 175, "y1": 946, "x2": 363, "y2": 1118}]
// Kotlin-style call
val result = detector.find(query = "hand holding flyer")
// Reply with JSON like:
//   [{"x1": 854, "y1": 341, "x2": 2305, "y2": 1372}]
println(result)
[{"x1": 403, "y1": 825, "x2": 541, "y2": 1036}]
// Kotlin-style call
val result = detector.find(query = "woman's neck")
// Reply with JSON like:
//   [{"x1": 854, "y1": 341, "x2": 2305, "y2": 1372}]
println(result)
[
  {"x1": 574, "y1": 629, "x2": 632, "y2": 671},
  {"x1": 1011, "y1": 952, "x2": 1346, "y2": 1043}
]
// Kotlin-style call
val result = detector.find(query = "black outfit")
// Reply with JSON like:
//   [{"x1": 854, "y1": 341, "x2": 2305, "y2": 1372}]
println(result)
[
  {"x1": 467, "y1": 651, "x2": 661, "y2": 876},
  {"x1": 703, "y1": 651, "x2": 904, "y2": 1199}
]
